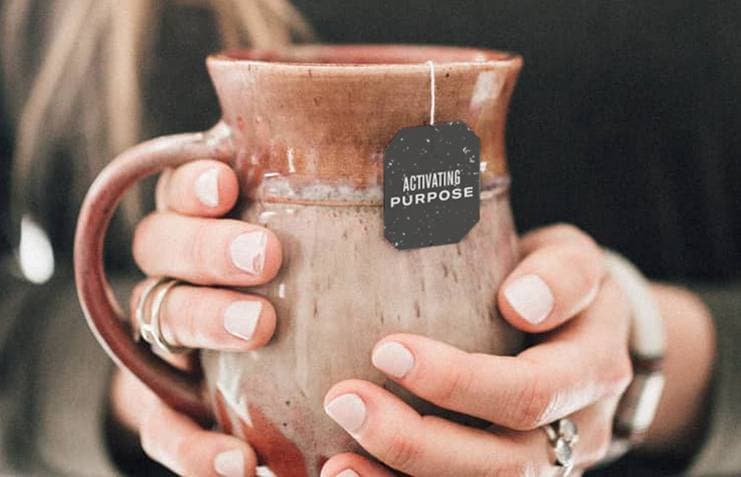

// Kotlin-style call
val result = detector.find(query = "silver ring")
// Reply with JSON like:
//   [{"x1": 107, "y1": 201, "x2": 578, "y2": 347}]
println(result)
[
  {"x1": 543, "y1": 418, "x2": 579, "y2": 476},
  {"x1": 134, "y1": 277, "x2": 168, "y2": 344},
  {"x1": 135, "y1": 277, "x2": 188, "y2": 354}
]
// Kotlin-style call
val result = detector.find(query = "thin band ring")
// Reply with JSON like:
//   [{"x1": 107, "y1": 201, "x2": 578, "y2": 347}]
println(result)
[
  {"x1": 135, "y1": 277, "x2": 169, "y2": 344},
  {"x1": 135, "y1": 277, "x2": 188, "y2": 354},
  {"x1": 149, "y1": 279, "x2": 188, "y2": 354}
]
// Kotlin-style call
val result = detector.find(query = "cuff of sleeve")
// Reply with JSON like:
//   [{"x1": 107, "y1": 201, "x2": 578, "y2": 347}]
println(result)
[
  {"x1": 684, "y1": 280, "x2": 741, "y2": 476},
  {"x1": 29, "y1": 274, "x2": 138, "y2": 477}
]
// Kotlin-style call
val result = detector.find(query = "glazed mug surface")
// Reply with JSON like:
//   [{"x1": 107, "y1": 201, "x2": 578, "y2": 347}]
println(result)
[{"x1": 74, "y1": 44, "x2": 523, "y2": 476}]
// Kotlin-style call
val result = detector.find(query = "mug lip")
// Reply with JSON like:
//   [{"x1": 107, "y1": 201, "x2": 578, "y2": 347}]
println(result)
[{"x1": 207, "y1": 43, "x2": 522, "y2": 71}]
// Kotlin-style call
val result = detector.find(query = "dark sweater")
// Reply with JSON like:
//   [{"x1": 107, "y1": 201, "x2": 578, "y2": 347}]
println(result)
[{"x1": 1, "y1": 1, "x2": 739, "y2": 475}]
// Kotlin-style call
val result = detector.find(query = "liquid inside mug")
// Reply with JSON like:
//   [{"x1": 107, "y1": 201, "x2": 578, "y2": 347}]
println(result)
[{"x1": 74, "y1": 44, "x2": 523, "y2": 476}]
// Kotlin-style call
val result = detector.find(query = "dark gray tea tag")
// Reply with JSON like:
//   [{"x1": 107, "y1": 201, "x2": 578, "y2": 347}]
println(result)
[{"x1": 384, "y1": 121, "x2": 480, "y2": 250}]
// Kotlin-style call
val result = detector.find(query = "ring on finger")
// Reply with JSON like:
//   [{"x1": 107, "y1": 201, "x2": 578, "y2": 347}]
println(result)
[
  {"x1": 135, "y1": 277, "x2": 189, "y2": 354},
  {"x1": 543, "y1": 418, "x2": 579, "y2": 476}
]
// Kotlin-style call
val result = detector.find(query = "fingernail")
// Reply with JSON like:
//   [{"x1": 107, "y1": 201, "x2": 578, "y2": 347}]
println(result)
[
  {"x1": 214, "y1": 449, "x2": 244, "y2": 477},
  {"x1": 372, "y1": 341, "x2": 414, "y2": 378},
  {"x1": 195, "y1": 167, "x2": 219, "y2": 207},
  {"x1": 230, "y1": 230, "x2": 267, "y2": 275},
  {"x1": 336, "y1": 470, "x2": 360, "y2": 477},
  {"x1": 224, "y1": 301, "x2": 262, "y2": 341},
  {"x1": 503, "y1": 274, "x2": 554, "y2": 324},
  {"x1": 324, "y1": 393, "x2": 366, "y2": 434}
]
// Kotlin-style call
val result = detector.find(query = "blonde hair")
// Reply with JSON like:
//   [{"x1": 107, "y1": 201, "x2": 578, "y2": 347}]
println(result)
[{"x1": 1, "y1": 0, "x2": 315, "y2": 243}]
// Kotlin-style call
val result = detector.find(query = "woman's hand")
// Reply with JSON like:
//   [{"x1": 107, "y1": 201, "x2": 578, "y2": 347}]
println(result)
[
  {"x1": 110, "y1": 159, "x2": 282, "y2": 477},
  {"x1": 320, "y1": 225, "x2": 715, "y2": 477}
]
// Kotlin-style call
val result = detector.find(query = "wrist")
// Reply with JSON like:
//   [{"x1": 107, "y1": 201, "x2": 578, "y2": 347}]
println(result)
[{"x1": 639, "y1": 283, "x2": 716, "y2": 457}]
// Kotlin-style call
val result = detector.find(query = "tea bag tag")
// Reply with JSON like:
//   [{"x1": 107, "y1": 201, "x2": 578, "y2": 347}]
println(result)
[{"x1": 383, "y1": 62, "x2": 481, "y2": 250}]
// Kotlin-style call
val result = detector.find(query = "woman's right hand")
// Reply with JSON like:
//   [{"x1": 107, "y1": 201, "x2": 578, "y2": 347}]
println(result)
[{"x1": 110, "y1": 159, "x2": 283, "y2": 477}]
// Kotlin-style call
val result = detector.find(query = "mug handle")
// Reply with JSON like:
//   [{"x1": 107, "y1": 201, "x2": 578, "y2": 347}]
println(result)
[{"x1": 74, "y1": 122, "x2": 235, "y2": 424}]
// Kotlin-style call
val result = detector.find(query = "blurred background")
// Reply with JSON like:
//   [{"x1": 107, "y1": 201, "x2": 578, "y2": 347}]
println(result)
[
  {"x1": 1, "y1": 1, "x2": 739, "y2": 475},
  {"x1": 3, "y1": 1, "x2": 739, "y2": 282}
]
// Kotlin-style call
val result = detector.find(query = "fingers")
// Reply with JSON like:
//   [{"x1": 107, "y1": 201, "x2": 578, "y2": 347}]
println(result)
[
  {"x1": 155, "y1": 159, "x2": 239, "y2": 217},
  {"x1": 498, "y1": 223, "x2": 605, "y2": 332},
  {"x1": 110, "y1": 368, "x2": 158, "y2": 433},
  {"x1": 499, "y1": 395, "x2": 622, "y2": 471},
  {"x1": 133, "y1": 212, "x2": 282, "y2": 286},
  {"x1": 323, "y1": 380, "x2": 550, "y2": 477},
  {"x1": 572, "y1": 396, "x2": 622, "y2": 468},
  {"x1": 320, "y1": 453, "x2": 394, "y2": 477},
  {"x1": 131, "y1": 280, "x2": 276, "y2": 351},
  {"x1": 140, "y1": 398, "x2": 257, "y2": 477},
  {"x1": 323, "y1": 383, "x2": 620, "y2": 476},
  {"x1": 371, "y1": 279, "x2": 632, "y2": 431}
]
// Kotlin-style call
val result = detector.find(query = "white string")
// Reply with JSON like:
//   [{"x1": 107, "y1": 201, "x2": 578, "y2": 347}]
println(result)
[{"x1": 426, "y1": 60, "x2": 435, "y2": 125}]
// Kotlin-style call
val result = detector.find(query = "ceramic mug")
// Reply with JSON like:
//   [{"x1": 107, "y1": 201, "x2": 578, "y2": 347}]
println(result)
[{"x1": 74, "y1": 44, "x2": 523, "y2": 476}]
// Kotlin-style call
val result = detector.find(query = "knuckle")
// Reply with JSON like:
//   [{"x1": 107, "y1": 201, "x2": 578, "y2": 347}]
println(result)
[
  {"x1": 183, "y1": 296, "x2": 203, "y2": 346},
  {"x1": 165, "y1": 288, "x2": 198, "y2": 346},
  {"x1": 560, "y1": 244, "x2": 602, "y2": 286},
  {"x1": 173, "y1": 434, "x2": 197, "y2": 466},
  {"x1": 607, "y1": 353, "x2": 634, "y2": 395},
  {"x1": 188, "y1": 222, "x2": 217, "y2": 283},
  {"x1": 132, "y1": 214, "x2": 157, "y2": 269},
  {"x1": 429, "y1": 360, "x2": 474, "y2": 406},
  {"x1": 602, "y1": 277, "x2": 632, "y2": 319},
  {"x1": 550, "y1": 223, "x2": 597, "y2": 249},
  {"x1": 511, "y1": 379, "x2": 554, "y2": 430},
  {"x1": 382, "y1": 430, "x2": 422, "y2": 471},
  {"x1": 550, "y1": 222, "x2": 582, "y2": 236}
]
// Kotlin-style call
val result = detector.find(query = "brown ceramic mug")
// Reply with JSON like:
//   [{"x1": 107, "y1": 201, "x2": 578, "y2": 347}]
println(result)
[{"x1": 74, "y1": 44, "x2": 523, "y2": 476}]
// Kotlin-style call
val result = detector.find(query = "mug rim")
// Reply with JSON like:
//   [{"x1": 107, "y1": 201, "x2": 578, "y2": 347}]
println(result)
[{"x1": 207, "y1": 43, "x2": 522, "y2": 71}]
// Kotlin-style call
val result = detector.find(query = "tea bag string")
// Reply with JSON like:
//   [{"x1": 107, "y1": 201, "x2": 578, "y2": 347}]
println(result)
[{"x1": 427, "y1": 60, "x2": 436, "y2": 125}]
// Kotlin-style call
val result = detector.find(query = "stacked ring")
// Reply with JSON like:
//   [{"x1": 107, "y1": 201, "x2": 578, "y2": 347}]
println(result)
[
  {"x1": 543, "y1": 418, "x2": 579, "y2": 476},
  {"x1": 135, "y1": 277, "x2": 189, "y2": 354}
]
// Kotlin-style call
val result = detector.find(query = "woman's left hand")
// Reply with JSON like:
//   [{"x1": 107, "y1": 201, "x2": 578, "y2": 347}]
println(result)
[{"x1": 320, "y1": 224, "x2": 634, "y2": 477}]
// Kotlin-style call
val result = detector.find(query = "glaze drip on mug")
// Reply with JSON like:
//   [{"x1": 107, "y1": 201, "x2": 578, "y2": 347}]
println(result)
[
  {"x1": 75, "y1": 44, "x2": 524, "y2": 477},
  {"x1": 209, "y1": 45, "x2": 520, "y2": 206}
]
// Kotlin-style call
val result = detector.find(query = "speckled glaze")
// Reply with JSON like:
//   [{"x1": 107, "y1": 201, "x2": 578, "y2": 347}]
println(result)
[
  {"x1": 74, "y1": 44, "x2": 523, "y2": 476},
  {"x1": 205, "y1": 192, "x2": 520, "y2": 475},
  {"x1": 203, "y1": 45, "x2": 523, "y2": 475},
  {"x1": 207, "y1": 44, "x2": 521, "y2": 203}
]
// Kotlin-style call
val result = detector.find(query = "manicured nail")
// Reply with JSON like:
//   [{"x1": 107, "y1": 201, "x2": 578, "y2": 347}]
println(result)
[
  {"x1": 324, "y1": 393, "x2": 366, "y2": 434},
  {"x1": 214, "y1": 449, "x2": 244, "y2": 477},
  {"x1": 372, "y1": 341, "x2": 414, "y2": 378},
  {"x1": 336, "y1": 470, "x2": 360, "y2": 477},
  {"x1": 224, "y1": 301, "x2": 261, "y2": 341},
  {"x1": 195, "y1": 167, "x2": 219, "y2": 207},
  {"x1": 503, "y1": 274, "x2": 554, "y2": 324},
  {"x1": 230, "y1": 230, "x2": 267, "y2": 275}
]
